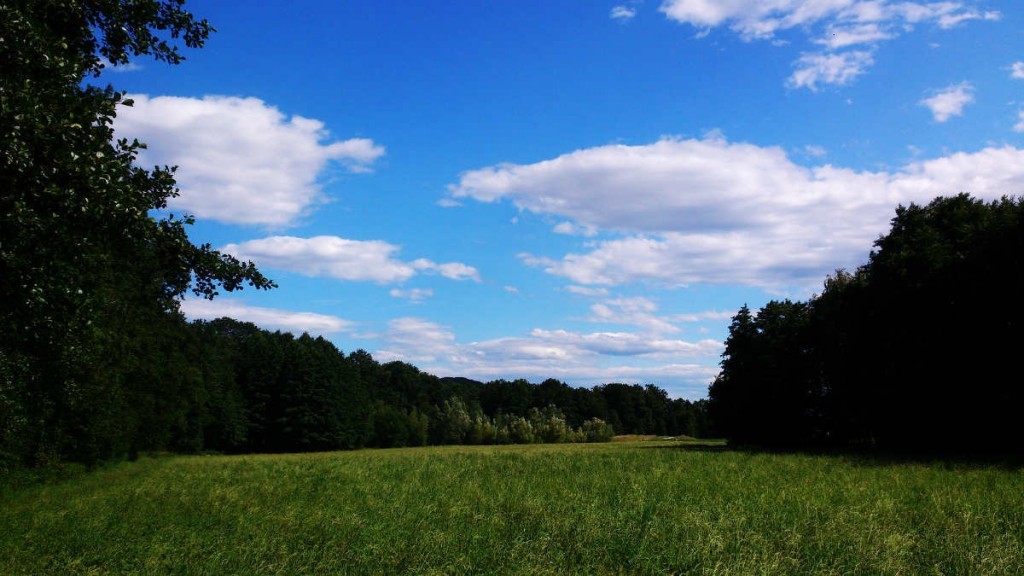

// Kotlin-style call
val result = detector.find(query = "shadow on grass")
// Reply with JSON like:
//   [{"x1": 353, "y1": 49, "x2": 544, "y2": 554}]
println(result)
[{"x1": 642, "y1": 441, "x2": 1024, "y2": 470}]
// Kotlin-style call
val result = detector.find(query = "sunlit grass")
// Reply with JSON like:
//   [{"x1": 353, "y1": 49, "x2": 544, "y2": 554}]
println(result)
[{"x1": 2, "y1": 441, "x2": 1022, "y2": 574}]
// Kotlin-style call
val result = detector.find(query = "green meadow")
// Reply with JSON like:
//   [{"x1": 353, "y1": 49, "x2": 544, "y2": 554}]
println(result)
[{"x1": 2, "y1": 441, "x2": 1022, "y2": 575}]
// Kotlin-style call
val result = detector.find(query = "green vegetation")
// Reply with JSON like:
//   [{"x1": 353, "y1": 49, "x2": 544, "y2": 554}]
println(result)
[
  {"x1": 711, "y1": 194, "x2": 1024, "y2": 453},
  {"x1": 4, "y1": 442, "x2": 1023, "y2": 575},
  {"x1": 1, "y1": 0, "x2": 272, "y2": 469}
]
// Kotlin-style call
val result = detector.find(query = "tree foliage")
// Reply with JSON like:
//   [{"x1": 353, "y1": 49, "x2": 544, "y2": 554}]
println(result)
[
  {"x1": 188, "y1": 318, "x2": 715, "y2": 451},
  {"x1": 710, "y1": 195, "x2": 1024, "y2": 453},
  {"x1": 1, "y1": 1, "x2": 272, "y2": 467}
]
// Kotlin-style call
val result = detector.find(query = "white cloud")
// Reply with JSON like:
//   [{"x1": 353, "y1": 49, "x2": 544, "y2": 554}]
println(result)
[
  {"x1": 564, "y1": 285, "x2": 611, "y2": 297},
  {"x1": 553, "y1": 221, "x2": 598, "y2": 236},
  {"x1": 920, "y1": 82, "x2": 974, "y2": 122},
  {"x1": 453, "y1": 136, "x2": 829, "y2": 235},
  {"x1": 817, "y1": 23, "x2": 892, "y2": 49},
  {"x1": 1013, "y1": 112, "x2": 1024, "y2": 133},
  {"x1": 390, "y1": 288, "x2": 434, "y2": 302},
  {"x1": 115, "y1": 95, "x2": 384, "y2": 227},
  {"x1": 98, "y1": 57, "x2": 142, "y2": 73},
  {"x1": 658, "y1": 1, "x2": 997, "y2": 88},
  {"x1": 671, "y1": 310, "x2": 738, "y2": 322},
  {"x1": 611, "y1": 5, "x2": 638, "y2": 20},
  {"x1": 180, "y1": 298, "x2": 354, "y2": 335},
  {"x1": 412, "y1": 260, "x2": 482, "y2": 282},
  {"x1": 802, "y1": 144, "x2": 827, "y2": 158},
  {"x1": 587, "y1": 296, "x2": 681, "y2": 334},
  {"x1": 788, "y1": 50, "x2": 874, "y2": 90},
  {"x1": 527, "y1": 329, "x2": 722, "y2": 358},
  {"x1": 374, "y1": 317, "x2": 722, "y2": 397},
  {"x1": 504, "y1": 286, "x2": 521, "y2": 294},
  {"x1": 453, "y1": 137, "x2": 1024, "y2": 290},
  {"x1": 933, "y1": 8, "x2": 999, "y2": 28},
  {"x1": 222, "y1": 236, "x2": 479, "y2": 284},
  {"x1": 660, "y1": 0, "x2": 994, "y2": 39},
  {"x1": 1010, "y1": 61, "x2": 1024, "y2": 79},
  {"x1": 376, "y1": 318, "x2": 459, "y2": 364}
]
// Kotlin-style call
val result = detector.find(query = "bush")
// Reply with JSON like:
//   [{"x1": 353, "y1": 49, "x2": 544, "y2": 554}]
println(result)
[{"x1": 582, "y1": 418, "x2": 615, "y2": 442}]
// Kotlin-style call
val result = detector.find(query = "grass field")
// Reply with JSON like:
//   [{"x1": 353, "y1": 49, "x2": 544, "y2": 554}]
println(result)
[{"x1": 2, "y1": 440, "x2": 1023, "y2": 575}]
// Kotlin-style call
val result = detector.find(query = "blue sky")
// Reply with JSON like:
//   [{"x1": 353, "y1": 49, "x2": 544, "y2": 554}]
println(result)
[{"x1": 108, "y1": 0, "x2": 1024, "y2": 398}]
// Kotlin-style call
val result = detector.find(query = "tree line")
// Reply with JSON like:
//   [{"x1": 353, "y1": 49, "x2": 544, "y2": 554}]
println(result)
[
  {"x1": 175, "y1": 316, "x2": 711, "y2": 452},
  {"x1": 3, "y1": 312, "x2": 711, "y2": 466},
  {"x1": 709, "y1": 194, "x2": 1023, "y2": 453}
]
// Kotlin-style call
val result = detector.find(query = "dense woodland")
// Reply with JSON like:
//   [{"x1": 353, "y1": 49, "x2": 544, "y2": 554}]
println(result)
[
  {"x1": 710, "y1": 194, "x2": 1024, "y2": 453},
  {"x1": 4, "y1": 307, "x2": 710, "y2": 465}
]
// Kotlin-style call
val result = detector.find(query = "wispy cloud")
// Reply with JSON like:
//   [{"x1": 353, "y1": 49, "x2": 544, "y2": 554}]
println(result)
[
  {"x1": 587, "y1": 296, "x2": 681, "y2": 334},
  {"x1": 390, "y1": 288, "x2": 434, "y2": 302},
  {"x1": 658, "y1": 1, "x2": 998, "y2": 89},
  {"x1": 98, "y1": 57, "x2": 142, "y2": 73},
  {"x1": 816, "y1": 24, "x2": 891, "y2": 49},
  {"x1": 1010, "y1": 61, "x2": 1024, "y2": 79},
  {"x1": 788, "y1": 50, "x2": 874, "y2": 91},
  {"x1": 222, "y1": 236, "x2": 479, "y2": 284},
  {"x1": 180, "y1": 298, "x2": 354, "y2": 336},
  {"x1": 920, "y1": 82, "x2": 974, "y2": 122},
  {"x1": 553, "y1": 221, "x2": 598, "y2": 236},
  {"x1": 671, "y1": 310, "x2": 737, "y2": 323},
  {"x1": 659, "y1": 0, "x2": 997, "y2": 40},
  {"x1": 801, "y1": 144, "x2": 827, "y2": 158},
  {"x1": 564, "y1": 285, "x2": 610, "y2": 297},
  {"x1": 375, "y1": 317, "x2": 459, "y2": 364},
  {"x1": 115, "y1": 95, "x2": 384, "y2": 227},
  {"x1": 610, "y1": 5, "x2": 637, "y2": 21}
]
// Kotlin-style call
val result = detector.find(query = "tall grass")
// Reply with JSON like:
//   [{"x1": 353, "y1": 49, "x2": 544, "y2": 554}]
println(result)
[{"x1": 2, "y1": 442, "x2": 1022, "y2": 574}]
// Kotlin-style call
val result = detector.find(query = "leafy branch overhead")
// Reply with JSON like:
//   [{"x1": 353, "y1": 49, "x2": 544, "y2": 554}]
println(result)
[{"x1": 0, "y1": 1, "x2": 272, "y2": 466}]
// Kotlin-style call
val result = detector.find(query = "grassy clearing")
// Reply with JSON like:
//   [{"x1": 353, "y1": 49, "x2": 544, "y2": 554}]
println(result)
[{"x1": 2, "y1": 441, "x2": 1022, "y2": 575}]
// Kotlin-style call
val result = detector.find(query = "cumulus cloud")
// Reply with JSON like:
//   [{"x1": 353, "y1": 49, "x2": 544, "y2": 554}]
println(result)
[
  {"x1": 222, "y1": 236, "x2": 479, "y2": 284},
  {"x1": 788, "y1": 50, "x2": 874, "y2": 90},
  {"x1": 180, "y1": 298, "x2": 354, "y2": 335},
  {"x1": 920, "y1": 82, "x2": 974, "y2": 122},
  {"x1": 115, "y1": 95, "x2": 384, "y2": 227},
  {"x1": 374, "y1": 317, "x2": 722, "y2": 397},
  {"x1": 658, "y1": 1, "x2": 997, "y2": 88},
  {"x1": 1010, "y1": 61, "x2": 1024, "y2": 79},
  {"x1": 452, "y1": 136, "x2": 1024, "y2": 290}
]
